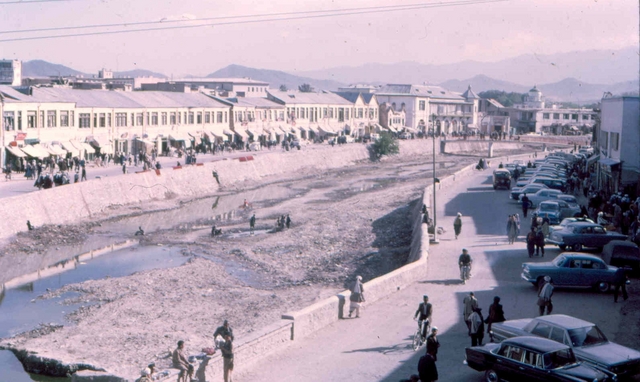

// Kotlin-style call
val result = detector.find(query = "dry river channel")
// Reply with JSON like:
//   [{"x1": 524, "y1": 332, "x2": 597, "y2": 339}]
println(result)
[{"x1": 0, "y1": 143, "x2": 528, "y2": 380}]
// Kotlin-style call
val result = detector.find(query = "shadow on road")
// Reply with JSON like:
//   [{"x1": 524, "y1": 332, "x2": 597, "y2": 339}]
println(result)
[
  {"x1": 343, "y1": 343, "x2": 413, "y2": 356},
  {"x1": 419, "y1": 279, "x2": 462, "y2": 286}
]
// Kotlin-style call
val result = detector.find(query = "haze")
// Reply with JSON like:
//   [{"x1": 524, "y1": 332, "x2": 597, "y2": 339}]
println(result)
[{"x1": 0, "y1": 0, "x2": 638, "y2": 78}]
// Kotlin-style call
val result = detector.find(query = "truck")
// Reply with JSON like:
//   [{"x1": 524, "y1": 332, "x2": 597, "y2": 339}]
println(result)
[{"x1": 490, "y1": 314, "x2": 640, "y2": 380}]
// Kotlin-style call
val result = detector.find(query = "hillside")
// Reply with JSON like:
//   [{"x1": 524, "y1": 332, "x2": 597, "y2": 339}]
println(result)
[
  {"x1": 114, "y1": 69, "x2": 166, "y2": 78},
  {"x1": 22, "y1": 60, "x2": 86, "y2": 78},
  {"x1": 207, "y1": 64, "x2": 345, "y2": 91}
]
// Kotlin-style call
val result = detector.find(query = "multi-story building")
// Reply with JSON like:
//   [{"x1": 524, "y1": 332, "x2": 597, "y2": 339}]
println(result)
[
  {"x1": 379, "y1": 102, "x2": 406, "y2": 133},
  {"x1": 216, "y1": 96, "x2": 286, "y2": 144},
  {"x1": 597, "y1": 96, "x2": 640, "y2": 195},
  {"x1": 506, "y1": 86, "x2": 598, "y2": 135},
  {"x1": 0, "y1": 86, "x2": 231, "y2": 167},
  {"x1": 334, "y1": 92, "x2": 380, "y2": 137},
  {"x1": 0, "y1": 60, "x2": 21, "y2": 86},
  {"x1": 144, "y1": 78, "x2": 270, "y2": 98},
  {"x1": 478, "y1": 99, "x2": 511, "y2": 135},
  {"x1": 375, "y1": 84, "x2": 480, "y2": 134}
]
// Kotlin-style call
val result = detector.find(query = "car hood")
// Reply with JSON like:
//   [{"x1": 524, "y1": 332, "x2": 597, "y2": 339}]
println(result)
[
  {"x1": 576, "y1": 342, "x2": 640, "y2": 366},
  {"x1": 555, "y1": 363, "x2": 608, "y2": 381},
  {"x1": 524, "y1": 261, "x2": 554, "y2": 269}
]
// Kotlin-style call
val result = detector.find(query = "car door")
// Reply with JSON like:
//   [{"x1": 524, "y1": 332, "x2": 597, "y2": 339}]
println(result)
[
  {"x1": 590, "y1": 225, "x2": 608, "y2": 247},
  {"x1": 497, "y1": 344, "x2": 525, "y2": 381},
  {"x1": 579, "y1": 258, "x2": 611, "y2": 286},
  {"x1": 557, "y1": 201, "x2": 571, "y2": 219},
  {"x1": 522, "y1": 350, "x2": 549, "y2": 381},
  {"x1": 560, "y1": 257, "x2": 582, "y2": 286}
]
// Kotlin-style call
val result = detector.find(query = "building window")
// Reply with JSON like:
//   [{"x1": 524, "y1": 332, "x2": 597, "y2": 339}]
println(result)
[
  {"x1": 611, "y1": 132, "x2": 619, "y2": 151},
  {"x1": 170, "y1": 112, "x2": 176, "y2": 125},
  {"x1": 543, "y1": 113, "x2": 550, "y2": 119},
  {"x1": 553, "y1": 113, "x2": 559, "y2": 119},
  {"x1": 600, "y1": 131, "x2": 608, "y2": 151},
  {"x1": 3, "y1": 111, "x2": 15, "y2": 131},
  {"x1": 27, "y1": 111, "x2": 36, "y2": 128},
  {"x1": 47, "y1": 110, "x2": 57, "y2": 128},
  {"x1": 161, "y1": 112, "x2": 167, "y2": 125},
  {"x1": 79, "y1": 113, "x2": 91, "y2": 128},
  {"x1": 205, "y1": 112, "x2": 210, "y2": 124},
  {"x1": 151, "y1": 112, "x2": 158, "y2": 125},
  {"x1": 216, "y1": 111, "x2": 223, "y2": 123},
  {"x1": 59, "y1": 111, "x2": 69, "y2": 127},
  {"x1": 70, "y1": 111, "x2": 74, "y2": 127},
  {"x1": 196, "y1": 112, "x2": 202, "y2": 124},
  {"x1": 419, "y1": 100, "x2": 426, "y2": 111},
  {"x1": 178, "y1": 112, "x2": 182, "y2": 124},
  {"x1": 591, "y1": 114, "x2": 597, "y2": 120},
  {"x1": 136, "y1": 113, "x2": 144, "y2": 126},
  {"x1": 116, "y1": 113, "x2": 127, "y2": 127},
  {"x1": 107, "y1": 113, "x2": 112, "y2": 127},
  {"x1": 563, "y1": 114, "x2": 569, "y2": 120},
  {"x1": 571, "y1": 114, "x2": 578, "y2": 120}
]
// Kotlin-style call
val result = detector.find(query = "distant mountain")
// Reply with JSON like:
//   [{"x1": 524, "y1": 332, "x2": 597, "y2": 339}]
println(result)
[
  {"x1": 207, "y1": 64, "x2": 345, "y2": 91},
  {"x1": 22, "y1": 60, "x2": 86, "y2": 78},
  {"x1": 439, "y1": 75, "x2": 639, "y2": 103},
  {"x1": 298, "y1": 47, "x2": 638, "y2": 87},
  {"x1": 114, "y1": 69, "x2": 166, "y2": 78}
]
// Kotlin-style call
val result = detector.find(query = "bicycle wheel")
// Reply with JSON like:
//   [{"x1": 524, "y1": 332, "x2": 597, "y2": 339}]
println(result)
[{"x1": 412, "y1": 328, "x2": 422, "y2": 351}]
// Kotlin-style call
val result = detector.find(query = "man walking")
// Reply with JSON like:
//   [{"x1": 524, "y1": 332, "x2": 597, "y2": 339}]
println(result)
[
  {"x1": 220, "y1": 334, "x2": 234, "y2": 382},
  {"x1": 426, "y1": 327, "x2": 440, "y2": 361},
  {"x1": 468, "y1": 307, "x2": 485, "y2": 346},
  {"x1": 614, "y1": 267, "x2": 629, "y2": 303},
  {"x1": 537, "y1": 276, "x2": 554, "y2": 315},
  {"x1": 521, "y1": 193, "x2": 530, "y2": 218},
  {"x1": 453, "y1": 212, "x2": 462, "y2": 239},
  {"x1": 249, "y1": 213, "x2": 256, "y2": 234},
  {"x1": 418, "y1": 351, "x2": 438, "y2": 382},
  {"x1": 462, "y1": 292, "x2": 478, "y2": 330}
]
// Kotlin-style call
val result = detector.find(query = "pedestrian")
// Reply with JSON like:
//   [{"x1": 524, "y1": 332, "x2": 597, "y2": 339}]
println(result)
[
  {"x1": 285, "y1": 214, "x2": 291, "y2": 229},
  {"x1": 122, "y1": 162, "x2": 127, "y2": 174},
  {"x1": 81, "y1": 166, "x2": 87, "y2": 181},
  {"x1": 468, "y1": 307, "x2": 485, "y2": 346},
  {"x1": 220, "y1": 334, "x2": 234, "y2": 382},
  {"x1": 526, "y1": 227, "x2": 536, "y2": 258},
  {"x1": 414, "y1": 295, "x2": 433, "y2": 339},
  {"x1": 507, "y1": 215, "x2": 517, "y2": 244},
  {"x1": 462, "y1": 292, "x2": 478, "y2": 330},
  {"x1": 249, "y1": 213, "x2": 256, "y2": 234},
  {"x1": 535, "y1": 227, "x2": 545, "y2": 257},
  {"x1": 426, "y1": 327, "x2": 440, "y2": 361},
  {"x1": 348, "y1": 275, "x2": 365, "y2": 318},
  {"x1": 418, "y1": 352, "x2": 438, "y2": 382},
  {"x1": 172, "y1": 340, "x2": 194, "y2": 382},
  {"x1": 485, "y1": 296, "x2": 506, "y2": 341},
  {"x1": 213, "y1": 320, "x2": 234, "y2": 346},
  {"x1": 613, "y1": 267, "x2": 629, "y2": 303},
  {"x1": 541, "y1": 216, "x2": 550, "y2": 238},
  {"x1": 521, "y1": 193, "x2": 530, "y2": 218},
  {"x1": 537, "y1": 276, "x2": 554, "y2": 316},
  {"x1": 453, "y1": 212, "x2": 462, "y2": 239}
]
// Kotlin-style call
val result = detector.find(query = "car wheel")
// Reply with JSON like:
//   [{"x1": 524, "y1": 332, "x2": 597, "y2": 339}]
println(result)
[
  {"x1": 559, "y1": 245, "x2": 566, "y2": 251},
  {"x1": 596, "y1": 281, "x2": 610, "y2": 293},
  {"x1": 571, "y1": 243, "x2": 582, "y2": 251},
  {"x1": 484, "y1": 369, "x2": 500, "y2": 382}
]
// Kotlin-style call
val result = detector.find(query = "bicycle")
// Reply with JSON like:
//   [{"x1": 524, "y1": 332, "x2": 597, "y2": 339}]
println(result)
[
  {"x1": 460, "y1": 264, "x2": 471, "y2": 284},
  {"x1": 412, "y1": 318, "x2": 430, "y2": 351}
]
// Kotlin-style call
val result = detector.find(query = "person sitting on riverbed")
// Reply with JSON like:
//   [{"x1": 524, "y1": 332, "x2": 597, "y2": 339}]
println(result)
[
  {"x1": 135, "y1": 226, "x2": 145, "y2": 236},
  {"x1": 172, "y1": 340, "x2": 194, "y2": 382}
]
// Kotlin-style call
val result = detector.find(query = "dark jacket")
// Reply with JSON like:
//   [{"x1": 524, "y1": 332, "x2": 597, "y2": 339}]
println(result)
[
  {"x1": 415, "y1": 302, "x2": 433, "y2": 321},
  {"x1": 418, "y1": 354, "x2": 438, "y2": 382}
]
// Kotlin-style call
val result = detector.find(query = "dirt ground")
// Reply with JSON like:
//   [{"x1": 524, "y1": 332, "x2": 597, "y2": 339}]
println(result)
[{"x1": 0, "y1": 142, "x2": 592, "y2": 379}]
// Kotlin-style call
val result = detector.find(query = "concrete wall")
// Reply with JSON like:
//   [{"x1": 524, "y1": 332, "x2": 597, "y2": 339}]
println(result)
[{"x1": 441, "y1": 140, "x2": 524, "y2": 155}]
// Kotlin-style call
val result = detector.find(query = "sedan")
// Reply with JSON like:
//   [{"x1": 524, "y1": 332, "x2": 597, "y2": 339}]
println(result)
[
  {"x1": 556, "y1": 195, "x2": 581, "y2": 217},
  {"x1": 547, "y1": 222, "x2": 628, "y2": 251},
  {"x1": 535, "y1": 201, "x2": 563, "y2": 225},
  {"x1": 511, "y1": 183, "x2": 548, "y2": 200},
  {"x1": 549, "y1": 217, "x2": 595, "y2": 234},
  {"x1": 465, "y1": 336, "x2": 612, "y2": 382},
  {"x1": 520, "y1": 188, "x2": 564, "y2": 208},
  {"x1": 521, "y1": 253, "x2": 618, "y2": 292}
]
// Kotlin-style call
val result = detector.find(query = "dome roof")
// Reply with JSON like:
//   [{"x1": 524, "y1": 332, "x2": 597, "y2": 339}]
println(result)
[{"x1": 529, "y1": 85, "x2": 541, "y2": 93}]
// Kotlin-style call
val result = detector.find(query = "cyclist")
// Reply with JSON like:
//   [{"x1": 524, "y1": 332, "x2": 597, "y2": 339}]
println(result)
[
  {"x1": 414, "y1": 295, "x2": 433, "y2": 339},
  {"x1": 459, "y1": 248, "x2": 472, "y2": 283}
]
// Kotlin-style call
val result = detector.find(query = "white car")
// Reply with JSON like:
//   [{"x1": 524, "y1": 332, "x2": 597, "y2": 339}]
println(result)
[{"x1": 520, "y1": 188, "x2": 564, "y2": 207}]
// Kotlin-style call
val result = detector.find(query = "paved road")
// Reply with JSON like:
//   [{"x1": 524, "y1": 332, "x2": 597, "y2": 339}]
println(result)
[{"x1": 236, "y1": 166, "x2": 627, "y2": 381}]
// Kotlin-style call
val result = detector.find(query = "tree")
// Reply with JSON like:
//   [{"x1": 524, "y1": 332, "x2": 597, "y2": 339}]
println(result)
[
  {"x1": 478, "y1": 90, "x2": 526, "y2": 107},
  {"x1": 298, "y1": 83, "x2": 314, "y2": 93},
  {"x1": 279, "y1": 84, "x2": 288, "y2": 91},
  {"x1": 371, "y1": 132, "x2": 399, "y2": 159}
]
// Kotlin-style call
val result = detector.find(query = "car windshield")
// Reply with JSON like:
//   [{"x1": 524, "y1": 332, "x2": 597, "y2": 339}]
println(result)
[
  {"x1": 552, "y1": 256, "x2": 566, "y2": 267},
  {"x1": 544, "y1": 348, "x2": 577, "y2": 369},
  {"x1": 539, "y1": 204, "x2": 557, "y2": 212},
  {"x1": 560, "y1": 196, "x2": 577, "y2": 204},
  {"x1": 568, "y1": 325, "x2": 608, "y2": 347}
]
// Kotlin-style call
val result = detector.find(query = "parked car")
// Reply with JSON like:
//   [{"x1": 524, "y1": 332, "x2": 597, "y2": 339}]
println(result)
[
  {"x1": 493, "y1": 169, "x2": 512, "y2": 190},
  {"x1": 546, "y1": 222, "x2": 628, "y2": 251},
  {"x1": 601, "y1": 240, "x2": 640, "y2": 272},
  {"x1": 511, "y1": 183, "x2": 548, "y2": 201},
  {"x1": 521, "y1": 253, "x2": 618, "y2": 291},
  {"x1": 465, "y1": 336, "x2": 613, "y2": 382},
  {"x1": 490, "y1": 314, "x2": 640, "y2": 380},
  {"x1": 556, "y1": 195, "x2": 581, "y2": 217},
  {"x1": 520, "y1": 188, "x2": 564, "y2": 208},
  {"x1": 549, "y1": 217, "x2": 595, "y2": 234},
  {"x1": 534, "y1": 201, "x2": 563, "y2": 225},
  {"x1": 528, "y1": 177, "x2": 566, "y2": 192}
]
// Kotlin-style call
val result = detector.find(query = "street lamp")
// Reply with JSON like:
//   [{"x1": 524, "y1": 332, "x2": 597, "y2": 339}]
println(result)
[{"x1": 431, "y1": 113, "x2": 440, "y2": 244}]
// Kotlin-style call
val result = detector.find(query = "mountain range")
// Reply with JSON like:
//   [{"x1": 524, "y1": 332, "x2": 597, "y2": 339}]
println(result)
[{"x1": 22, "y1": 60, "x2": 166, "y2": 79}]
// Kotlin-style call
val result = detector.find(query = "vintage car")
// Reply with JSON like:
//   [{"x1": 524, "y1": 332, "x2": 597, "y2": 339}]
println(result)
[
  {"x1": 549, "y1": 217, "x2": 595, "y2": 234},
  {"x1": 493, "y1": 169, "x2": 512, "y2": 190},
  {"x1": 511, "y1": 183, "x2": 548, "y2": 200},
  {"x1": 547, "y1": 222, "x2": 628, "y2": 251},
  {"x1": 601, "y1": 240, "x2": 640, "y2": 272},
  {"x1": 528, "y1": 177, "x2": 567, "y2": 192},
  {"x1": 520, "y1": 188, "x2": 564, "y2": 208},
  {"x1": 556, "y1": 195, "x2": 582, "y2": 217},
  {"x1": 521, "y1": 253, "x2": 618, "y2": 292},
  {"x1": 490, "y1": 315, "x2": 640, "y2": 380},
  {"x1": 534, "y1": 201, "x2": 563, "y2": 225},
  {"x1": 465, "y1": 336, "x2": 614, "y2": 382}
]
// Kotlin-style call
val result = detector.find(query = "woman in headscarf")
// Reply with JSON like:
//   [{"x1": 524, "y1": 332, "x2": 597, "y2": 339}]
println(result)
[
  {"x1": 454, "y1": 212, "x2": 463, "y2": 239},
  {"x1": 349, "y1": 275, "x2": 365, "y2": 318}
]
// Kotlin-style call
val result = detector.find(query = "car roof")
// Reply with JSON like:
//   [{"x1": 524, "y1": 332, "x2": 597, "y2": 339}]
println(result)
[
  {"x1": 503, "y1": 336, "x2": 569, "y2": 352},
  {"x1": 604, "y1": 240, "x2": 639, "y2": 249},
  {"x1": 533, "y1": 314, "x2": 594, "y2": 330},
  {"x1": 565, "y1": 221, "x2": 600, "y2": 228},
  {"x1": 561, "y1": 252, "x2": 606, "y2": 262},
  {"x1": 539, "y1": 201, "x2": 560, "y2": 206},
  {"x1": 494, "y1": 169, "x2": 511, "y2": 174},
  {"x1": 536, "y1": 188, "x2": 561, "y2": 193}
]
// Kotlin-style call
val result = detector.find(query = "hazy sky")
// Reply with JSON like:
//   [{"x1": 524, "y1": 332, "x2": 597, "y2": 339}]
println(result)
[{"x1": 0, "y1": 0, "x2": 637, "y2": 77}]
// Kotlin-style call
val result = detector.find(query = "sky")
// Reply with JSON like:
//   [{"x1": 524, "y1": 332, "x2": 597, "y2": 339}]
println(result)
[{"x1": 0, "y1": 0, "x2": 638, "y2": 77}]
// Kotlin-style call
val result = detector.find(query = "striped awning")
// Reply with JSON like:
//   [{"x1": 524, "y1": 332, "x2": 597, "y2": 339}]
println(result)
[
  {"x1": 21, "y1": 144, "x2": 50, "y2": 158},
  {"x1": 5, "y1": 146, "x2": 26, "y2": 158},
  {"x1": 61, "y1": 141, "x2": 80, "y2": 157}
]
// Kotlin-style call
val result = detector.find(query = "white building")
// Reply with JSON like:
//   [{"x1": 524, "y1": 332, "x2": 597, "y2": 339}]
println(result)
[
  {"x1": 375, "y1": 84, "x2": 479, "y2": 135},
  {"x1": 145, "y1": 78, "x2": 270, "y2": 98},
  {"x1": 0, "y1": 60, "x2": 21, "y2": 86},
  {"x1": 217, "y1": 96, "x2": 286, "y2": 143},
  {"x1": 597, "y1": 96, "x2": 640, "y2": 195}
]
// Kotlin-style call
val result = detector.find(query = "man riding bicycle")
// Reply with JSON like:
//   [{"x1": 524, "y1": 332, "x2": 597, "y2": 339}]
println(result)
[
  {"x1": 414, "y1": 295, "x2": 433, "y2": 339},
  {"x1": 459, "y1": 249, "x2": 472, "y2": 284}
]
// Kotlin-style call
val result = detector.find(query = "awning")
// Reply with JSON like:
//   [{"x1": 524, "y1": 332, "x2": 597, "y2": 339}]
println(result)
[
  {"x1": 298, "y1": 126, "x2": 307, "y2": 132},
  {"x1": 169, "y1": 132, "x2": 192, "y2": 142},
  {"x1": 278, "y1": 126, "x2": 289, "y2": 134},
  {"x1": 599, "y1": 157, "x2": 620, "y2": 167},
  {"x1": 387, "y1": 125, "x2": 399, "y2": 133},
  {"x1": 404, "y1": 127, "x2": 418, "y2": 133},
  {"x1": 188, "y1": 132, "x2": 202, "y2": 145},
  {"x1": 307, "y1": 125, "x2": 317, "y2": 133},
  {"x1": 81, "y1": 142, "x2": 95, "y2": 154},
  {"x1": 222, "y1": 129, "x2": 233, "y2": 136},
  {"x1": 48, "y1": 144, "x2": 67, "y2": 156},
  {"x1": 233, "y1": 129, "x2": 248, "y2": 140},
  {"x1": 61, "y1": 141, "x2": 80, "y2": 157},
  {"x1": 20, "y1": 145, "x2": 50, "y2": 159},
  {"x1": 5, "y1": 146, "x2": 26, "y2": 158},
  {"x1": 210, "y1": 130, "x2": 228, "y2": 142},
  {"x1": 246, "y1": 129, "x2": 257, "y2": 138},
  {"x1": 586, "y1": 155, "x2": 600, "y2": 165},
  {"x1": 318, "y1": 126, "x2": 337, "y2": 135}
]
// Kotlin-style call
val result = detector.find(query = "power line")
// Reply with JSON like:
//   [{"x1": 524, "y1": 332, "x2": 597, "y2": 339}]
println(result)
[
  {"x1": 0, "y1": 0, "x2": 77, "y2": 4},
  {"x1": 0, "y1": 0, "x2": 508, "y2": 42},
  {"x1": 1, "y1": 0, "x2": 501, "y2": 35}
]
